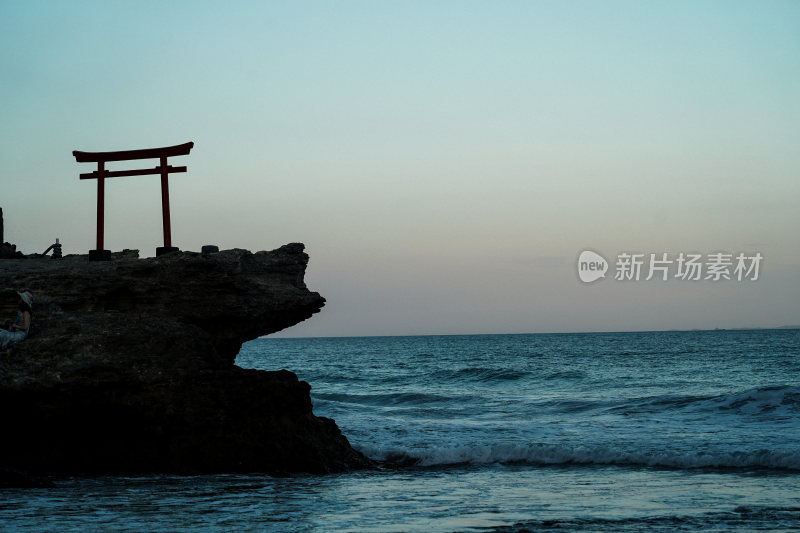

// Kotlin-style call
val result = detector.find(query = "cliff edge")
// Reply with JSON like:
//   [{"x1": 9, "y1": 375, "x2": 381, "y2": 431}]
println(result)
[{"x1": 0, "y1": 244, "x2": 370, "y2": 476}]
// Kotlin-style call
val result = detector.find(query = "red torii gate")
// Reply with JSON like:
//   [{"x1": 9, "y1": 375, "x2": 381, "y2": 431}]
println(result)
[{"x1": 73, "y1": 142, "x2": 194, "y2": 260}]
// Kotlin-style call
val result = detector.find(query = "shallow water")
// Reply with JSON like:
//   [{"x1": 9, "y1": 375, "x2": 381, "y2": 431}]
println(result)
[{"x1": 2, "y1": 330, "x2": 799, "y2": 532}]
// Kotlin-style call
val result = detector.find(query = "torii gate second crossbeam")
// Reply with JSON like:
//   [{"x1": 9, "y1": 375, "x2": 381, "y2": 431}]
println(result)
[{"x1": 73, "y1": 142, "x2": 194, "y2": 260}]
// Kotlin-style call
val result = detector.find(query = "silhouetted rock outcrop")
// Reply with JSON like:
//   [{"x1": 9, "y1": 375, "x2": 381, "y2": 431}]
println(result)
[{"x1": 0, "y1": 244, "x2": 370, "y2": 477}]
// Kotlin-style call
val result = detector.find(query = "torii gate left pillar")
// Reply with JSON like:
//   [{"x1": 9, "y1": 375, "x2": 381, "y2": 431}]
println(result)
[{"x1": 73, "y1": 142, "x2": 194, "y2": 260}]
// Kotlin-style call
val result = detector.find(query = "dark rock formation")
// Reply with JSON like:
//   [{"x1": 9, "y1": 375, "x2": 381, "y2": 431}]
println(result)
[{"x1": 0, "y1": 244, "x2": 370, "y2": 478}]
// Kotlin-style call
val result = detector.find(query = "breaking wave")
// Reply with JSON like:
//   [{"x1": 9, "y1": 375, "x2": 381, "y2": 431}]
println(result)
[
  {"x1": 488, "y1": 506, "x2": 800, "y2": 533},
  {"x1": 366, "y1": 442, "x2": 800, "y2": 471},
  {"x1": 615, "y1": 385, "x2": 800, "y2": 417}
]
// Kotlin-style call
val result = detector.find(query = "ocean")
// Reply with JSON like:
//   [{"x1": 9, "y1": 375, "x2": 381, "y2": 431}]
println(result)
[{"x1": 1, "y1": 329, "x2": 798, "y2": 532}]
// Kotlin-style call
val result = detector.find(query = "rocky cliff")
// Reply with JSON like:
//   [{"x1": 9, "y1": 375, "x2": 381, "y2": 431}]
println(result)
[{"x1": 0, "y1": 244, "x2": 370, "y2": 477}]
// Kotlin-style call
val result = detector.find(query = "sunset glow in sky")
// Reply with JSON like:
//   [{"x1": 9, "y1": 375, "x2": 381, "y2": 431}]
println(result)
[{"x1": 2, "y1": 1, "x2": 798, "y2": 336}]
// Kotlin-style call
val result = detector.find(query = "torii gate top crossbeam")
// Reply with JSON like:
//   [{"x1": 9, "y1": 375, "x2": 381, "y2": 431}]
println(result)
[{"x1": 73, "y1": 142, "x2": 194, "y2": 163}]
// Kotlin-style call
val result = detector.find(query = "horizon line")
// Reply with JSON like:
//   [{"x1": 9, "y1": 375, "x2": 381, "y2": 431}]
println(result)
[{"x1": 262, "y1": 325, "x2": 800, "y2": 340}]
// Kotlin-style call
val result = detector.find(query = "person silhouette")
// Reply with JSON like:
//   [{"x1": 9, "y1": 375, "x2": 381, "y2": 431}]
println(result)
[{"x1": 0, "y1": 291, "x2": 33, "y2": 350}]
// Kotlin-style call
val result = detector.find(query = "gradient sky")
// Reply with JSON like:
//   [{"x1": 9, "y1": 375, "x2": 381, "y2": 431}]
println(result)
[{"x1": 2, "y1": 1, "x2": 798, "y2": 337}]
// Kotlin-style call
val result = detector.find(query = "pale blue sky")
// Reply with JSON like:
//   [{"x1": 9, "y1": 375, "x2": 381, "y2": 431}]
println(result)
[{"x1": 2, "y1": 1, "x2": 798, "y2": 336}]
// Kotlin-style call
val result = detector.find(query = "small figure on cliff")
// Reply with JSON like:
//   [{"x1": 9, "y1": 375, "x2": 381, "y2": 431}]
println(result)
[{"x1": 0, "y1": 291, "x2": 33, "y2": 350}]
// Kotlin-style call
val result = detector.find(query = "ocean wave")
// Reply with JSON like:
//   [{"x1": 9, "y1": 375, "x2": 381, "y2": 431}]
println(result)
[
  {"x1": 488, "y1": 506, "x2": 800, "y2": 532},
  {"x1": 313, "y1": 391, "x2": 471, "y2": 406},
  {"x1": 432, "y1": 367, "x2": 529, "y2": 382},
  {"x1": 612, "y1": 385, "x2": 800, "y2": 417},
  {"x1": 544, "y1": 369, "x2": 588, "y2": 380},
  {"x1": 713, "y1": 385, "x2": 800, "y2": 413},
  {"x1": 365, "y1": 443, "x2": 800, "y2": 471}
]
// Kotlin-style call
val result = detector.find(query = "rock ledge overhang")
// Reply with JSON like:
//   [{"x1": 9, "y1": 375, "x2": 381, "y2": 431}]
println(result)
[{"x1": 0, "y1": 244, "x2": 371, "y2": 476}]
